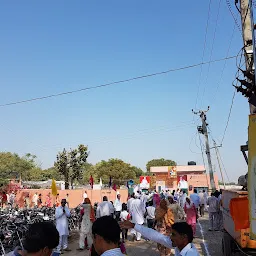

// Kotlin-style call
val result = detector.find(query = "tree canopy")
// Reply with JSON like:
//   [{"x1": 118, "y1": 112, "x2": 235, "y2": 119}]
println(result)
[
  {"x1": 54, "y1": 144, "x2": 89, "y2": 189},
  {"x1": 146, "y1": 158, "x2": 176, "y2": 172},
  {"x1": 87, "y1": 159, "x2": 143, "y2": 186}
]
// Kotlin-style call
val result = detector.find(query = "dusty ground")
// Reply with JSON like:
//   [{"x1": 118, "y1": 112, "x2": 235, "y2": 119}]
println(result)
[{"x1": 64, "y1": 213, "x2": 223, "y2": 256}]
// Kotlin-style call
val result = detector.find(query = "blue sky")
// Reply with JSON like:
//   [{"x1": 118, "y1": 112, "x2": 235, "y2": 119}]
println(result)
[{"x1": 0, "y1": 1, "x2": 249, "y2": 182}]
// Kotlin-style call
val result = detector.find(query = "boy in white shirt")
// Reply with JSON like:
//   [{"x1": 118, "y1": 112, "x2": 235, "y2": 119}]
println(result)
[{"x1": 120, "y1": 203, "x2": 130, "y2": 242}]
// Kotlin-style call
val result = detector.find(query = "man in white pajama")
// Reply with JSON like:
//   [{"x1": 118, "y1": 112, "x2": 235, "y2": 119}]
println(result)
[
  {"x1": 130, "y1": 196, "x2": 145, "y2": 241},
  {"x1": 55, "y1": 199, "x2": 71, "y2": 252}
]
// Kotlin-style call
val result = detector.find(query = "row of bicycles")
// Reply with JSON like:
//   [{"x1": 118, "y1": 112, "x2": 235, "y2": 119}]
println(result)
[{"x1": 0, "y1": 206, "x2": 81, "y2": 255}]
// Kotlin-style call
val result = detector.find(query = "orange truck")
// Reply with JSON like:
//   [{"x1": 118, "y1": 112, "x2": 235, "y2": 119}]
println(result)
[{"x1": 222, "y1": 189, "x2": 256, "y2": 255}]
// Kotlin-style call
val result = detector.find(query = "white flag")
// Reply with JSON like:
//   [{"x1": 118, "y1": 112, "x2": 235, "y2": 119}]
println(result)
[{"x1": 100, "y1": 178, "x2": 103, "y2": 187}]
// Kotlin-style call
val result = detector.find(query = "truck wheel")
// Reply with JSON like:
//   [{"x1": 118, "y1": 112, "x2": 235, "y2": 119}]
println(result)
[{"x1": 222, "y1": 231, "x2": 234, "y2": 256}]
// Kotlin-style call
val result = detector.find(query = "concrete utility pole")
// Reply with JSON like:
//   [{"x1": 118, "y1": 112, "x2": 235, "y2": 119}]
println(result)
[
  {"x1": 212, "y1": 140, "x2": 226, "y2": 189},
  {"x1": 237, "y1": 0, "x2": 256, "y2": 114},
  {"x1": 192, "y1": 107, "x2": 216, "y2": 191}
]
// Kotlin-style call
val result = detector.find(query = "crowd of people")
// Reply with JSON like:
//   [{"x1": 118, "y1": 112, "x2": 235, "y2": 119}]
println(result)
[{"x1": 4, "y1": 188, "x2": 224, "y2": 256}]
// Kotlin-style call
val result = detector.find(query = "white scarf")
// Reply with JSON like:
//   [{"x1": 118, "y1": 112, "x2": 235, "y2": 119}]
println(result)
[{"x1": 185, "y1": 201, "x2": 194, "y2": 209}]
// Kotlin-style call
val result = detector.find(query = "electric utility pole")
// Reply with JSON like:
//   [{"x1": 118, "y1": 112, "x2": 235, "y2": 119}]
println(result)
[
  {"x1": 192, "y1": 107, "x2": 216, "y2": 191},
  {"x1": 235, "y1": 0, "x2": 256, "y2": 114},
  {"x1": 212, "y1": 140, "x2": 226, "y2": 189}
]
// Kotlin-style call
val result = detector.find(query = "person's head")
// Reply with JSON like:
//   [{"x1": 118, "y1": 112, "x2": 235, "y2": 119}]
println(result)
[
  {"x1": 177, "y1": 189, "x2": 179, "y2": 192},
  {"x1": 193, "y1": 189, "x2": 197, "y2": 193},
  {"x1": 84, "y1": 190, "x2": 87, "y2": 194},
  {"x1": 23, "y1": 221, "x2": 59, "y2": 256},
  {"x1": 56, "y1": 194, "x2": 59, "y2": 197},
  {"x1": 117, "y1": 194, "x2": 121, "y2": 200},
  {"x1": 220, "y1": 189, "x2": 222, "y2": 194},
  {"x1": 103, "y1": 196, "x2": 108, "y2": 201},
  {"x1": 92, "y1": 216, "x2": 121, "y2": 255},
  {"x1": 211, "y1": 193, "x2": 214, "y2": 197},
  {"x1": 84, "y1": 198, "x2": 91, "y2": 205},
  {"x1": 171, "y1": 222, "x2": 193, "y2": 250},
  {"x1": 182, "y1": 190, "x2": 186, "y2": 194},
  {"x1": 39, "y1": 194, "x2": 42, "y2": 197},
  {"x1": 110, "y1": 201, "x2": 113, "y2": 205},
  {"x1": 35, "y1": 192, "x2": 38, "y2": 195},
  {"x1": 61, "y1": 199, "x2": 67, "y2": 207},
  {"x1": 185, "y1": 197, "x2": 191, "y2": 204},
  {"x1": 121, "y1": 203, "x2": 127, "y2": 211},
  {"x1": 48, "y1": 192, "x2": 50, "y2": 196},
  {"x1": 131, "y1": 193, "x2": 135, "y2": 199},
  {"x1": 167, "y1": 196, "x2": 174, "y2": 204},
  {"x1": 203, "y1": 189, "x2": 205, "y2": 193},
  {"x1": 66, "y1": 193, "x2": 69, "y2": 197}
]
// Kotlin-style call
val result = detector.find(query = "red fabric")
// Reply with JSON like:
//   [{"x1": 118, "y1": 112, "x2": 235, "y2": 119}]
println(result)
[
  {"x1": 229, "y1": 197, "x2": 249, "y2": 231},
  {"x1": 90, "y1": 206, "x2": 95, "y2": 222},
  {"x1": 2, "y1": 194, "x2": 7, "y2": 202},
  {"x1": 112, "y1": 184, "x2": 117, "y2": 191},
  {"x1": 89, "y1": 175, "x2": 94, "y2": 189}
]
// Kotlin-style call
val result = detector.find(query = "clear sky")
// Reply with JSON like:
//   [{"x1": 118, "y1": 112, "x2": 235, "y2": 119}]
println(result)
[{"x1": 0, "y1": 1, "x2": 249, "y2": 182}]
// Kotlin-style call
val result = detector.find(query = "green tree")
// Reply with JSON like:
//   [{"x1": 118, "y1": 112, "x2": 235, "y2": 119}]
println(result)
[
  {"x1": 146, "y1": 158, "x2": 176, "y2": 173},
  {"x1": 69, "y1": 144, "x2": 89, "y2": 187},
  {"x1": 0, "y1": 152, "x2": 38, "y2": 182},
  {"x1": 54, "y1": 145, "x2": 89, "y2": 189},
  {"x1": 93, "y1": 159, "x2": 137, "y2": 186},
  {"x1": 55, "y1": 148, "x2": 69, "y2": 188}
]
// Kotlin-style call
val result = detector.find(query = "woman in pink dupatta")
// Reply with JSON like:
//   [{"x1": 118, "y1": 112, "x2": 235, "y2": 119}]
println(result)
[
  {"x1": 184, "y1": 197, "x2": 197, "y2": 236},
  {"x1": 153, "y1": 193, "x2": 161, "y2": 207}
]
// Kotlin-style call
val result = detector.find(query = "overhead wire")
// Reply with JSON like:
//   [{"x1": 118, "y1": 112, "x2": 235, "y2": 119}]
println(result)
[
  {"x1": 220, "y1": 46, "x2": 244, "y2": 145},
  {"x1": 0, "y1": 121, "x2": 195, "y2": 150},
  {"x1": 217, "y1": 147, "x2": 231, "y2": 183},
  {"x1": 210, "y1": 15, "x2": 238, "y2": 105},
  {"x1": 226, "y1": 0, "x2": 242, "y2": 31},
  {"x1": 200, "y1": 0, "x2": 223, "y2": 108},
  {"x1": 194, "y1": 0, "x2": 213, "y2": 111},
  {"x1": 0, "y1": 55, "x2": 238, "y2": 108}
]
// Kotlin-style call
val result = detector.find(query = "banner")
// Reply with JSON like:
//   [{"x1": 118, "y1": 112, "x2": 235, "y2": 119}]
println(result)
[
  {"x1": 140, "y1": 176, "x2": 150, "y2": 189},
  {"x1": 177, "y1": 175, "x2": 188, "y2": 189},
  {"x1": 248, "y1": 115, "x2": 256, "y2": 239},
  {"x1": 168, "y1": 166, "x2": 177, "y2": 178}
]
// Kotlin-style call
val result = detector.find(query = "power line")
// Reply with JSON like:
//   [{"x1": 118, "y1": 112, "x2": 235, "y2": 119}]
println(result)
[
  {"x1": 210, "y1": 19, "x2": 237, "y2": 105},
  {"x1": 226, "y1": 0, "x2": 242, "y2": 31},
  {"x1": 194, "y1": 0, "x2": 213, "y2": 110},
  {"x1": 0, "y1": 55, "x2": 238, "y2": 108},
  {"x1": 218, "y1": 148, "x2": 231, "y2": 183},
  {"x1": 220, "y1": 90, "x2": 236, "y2": 144},
  {"x1": 200, "y1": 0, "x2": 223, "y2": 108}
]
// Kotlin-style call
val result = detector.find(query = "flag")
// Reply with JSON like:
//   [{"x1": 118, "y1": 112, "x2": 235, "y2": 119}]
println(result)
[
  {"x1": 89, "y1": 175, "x2": 94, "y2": 189},
  {"x1": 109, "y1": 176, "x2": 112, "y2": 188},
  {"x1": 51, "y1": 179, "x2": 58, "y2": 196},
  {"x1": 99, "y1": 178, "x2": 103, "y2": 187},
  {"x1": 112, "y1": 183, "x2": 117, "y2": 191}
]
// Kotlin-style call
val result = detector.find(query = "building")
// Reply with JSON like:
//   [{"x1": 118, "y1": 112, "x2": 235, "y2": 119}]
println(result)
[{"x1": 150, "y1": 165, "x2": 219, "y2": 193}]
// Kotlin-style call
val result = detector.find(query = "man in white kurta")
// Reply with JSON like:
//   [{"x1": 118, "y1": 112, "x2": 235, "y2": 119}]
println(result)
[
  {"x1": 130, "y1": 197, "x2": 145, "y2": 241},
  {"x1": 55, "y1": 199, "x2": 71, "y2": 252}
]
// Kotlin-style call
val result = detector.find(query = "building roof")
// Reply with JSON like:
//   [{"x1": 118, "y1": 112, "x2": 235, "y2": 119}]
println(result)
[{"x1": 150, "y1": 165, "x2": 206, "y2": 173}]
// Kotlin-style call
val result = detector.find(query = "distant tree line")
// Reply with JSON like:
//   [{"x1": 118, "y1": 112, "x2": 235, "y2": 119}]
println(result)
[{"x1": 0, "y1": 147, "x2": 176, "y2": 189}]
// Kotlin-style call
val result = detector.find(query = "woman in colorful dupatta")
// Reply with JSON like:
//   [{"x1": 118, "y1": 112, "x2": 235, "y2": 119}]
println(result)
[
  {"x1": 78, "y1": 198, "x2": 95, "y2": 250},
  {"x1": 155, "y1": 199, "x2": 174, "y2": 256},
  {"x1": 184, "y1": 197, "x2": 197, "y2": 236}
]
